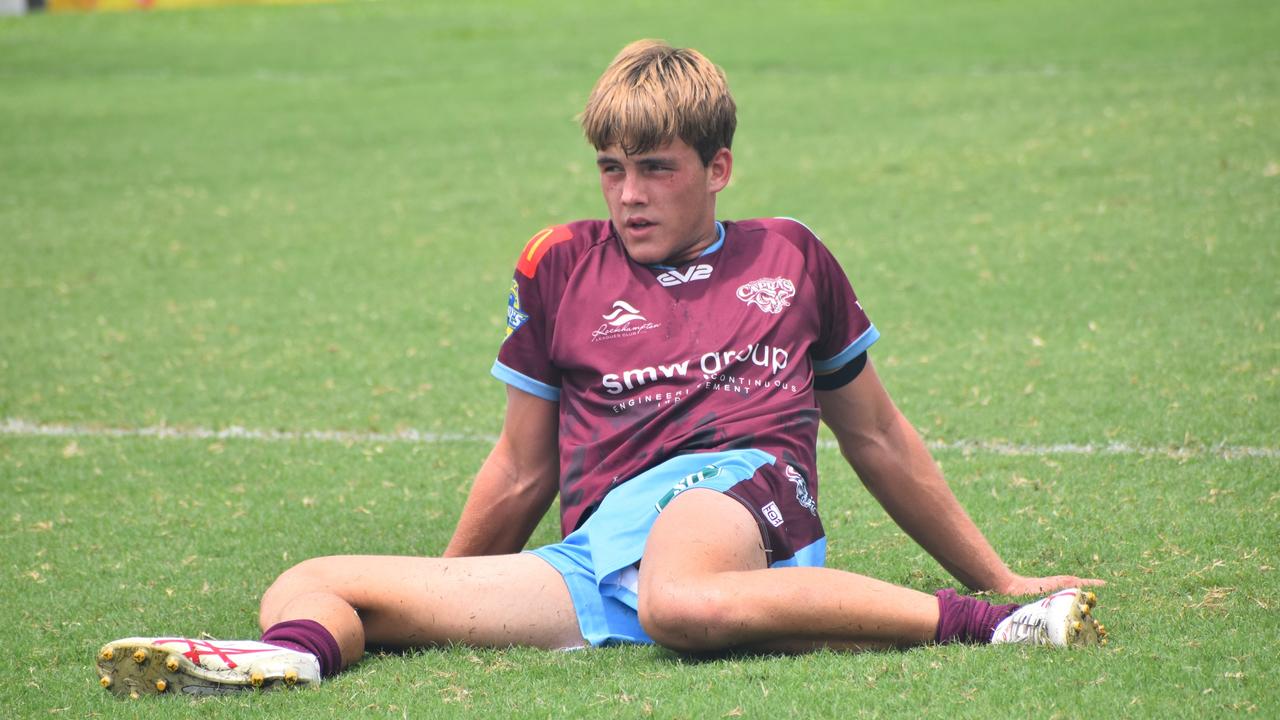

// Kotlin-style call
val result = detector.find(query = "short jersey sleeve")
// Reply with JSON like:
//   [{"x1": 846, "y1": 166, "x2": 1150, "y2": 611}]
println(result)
[
  {"x1": 491, "y1": 225, "x2": 572, "y2": 401},
  {"x1": 781, "y1": 218, "x2": 879, "y2": 375}
]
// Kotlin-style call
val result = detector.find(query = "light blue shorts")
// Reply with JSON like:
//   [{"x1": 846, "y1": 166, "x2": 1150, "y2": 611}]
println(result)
[{"x1": 529, "y1": 449, "x2": 826, "y2": 646}]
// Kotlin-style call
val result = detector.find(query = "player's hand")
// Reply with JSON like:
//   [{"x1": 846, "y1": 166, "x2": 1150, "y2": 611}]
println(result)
[{"x1": 995, "y1": 574, "x2": 1106, "y2": 597}]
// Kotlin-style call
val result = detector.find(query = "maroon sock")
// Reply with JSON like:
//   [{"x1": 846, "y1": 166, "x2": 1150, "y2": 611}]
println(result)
[
  {"x1": 934, "y1": 588, "x2": 1020, "y2": 644},
  {"x1": 260, "y1": 619, "x2": 343, "y2": 677}
]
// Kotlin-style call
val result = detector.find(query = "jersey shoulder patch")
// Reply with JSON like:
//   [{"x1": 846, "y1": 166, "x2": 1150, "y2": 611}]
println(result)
[{"x1": 517, "y1": 225, "x2": 574, "y2": 279}]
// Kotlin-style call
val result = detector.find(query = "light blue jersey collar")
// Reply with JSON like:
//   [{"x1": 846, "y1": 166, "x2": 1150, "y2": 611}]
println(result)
[{"x1": 648, "y1": 221, "x2": 725, "y2": 270}]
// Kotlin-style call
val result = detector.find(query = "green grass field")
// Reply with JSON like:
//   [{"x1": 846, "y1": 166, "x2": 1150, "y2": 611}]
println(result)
[{"x1": 2, "y1": 0, "x2": 1277, "y2": 717}]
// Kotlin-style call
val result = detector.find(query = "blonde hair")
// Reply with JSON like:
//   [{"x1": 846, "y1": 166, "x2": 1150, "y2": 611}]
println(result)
[{"x1": 581, "y1": 40, "x2": 736, "y2": 165}]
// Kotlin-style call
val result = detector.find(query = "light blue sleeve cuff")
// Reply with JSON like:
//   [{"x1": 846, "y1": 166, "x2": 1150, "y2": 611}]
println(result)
[
  {"x1": 812, "y1": 325, "x2": 880, "y2": 374},
  {"x1": 491, "y1": 359, "x2": 561, "y2": 402}
]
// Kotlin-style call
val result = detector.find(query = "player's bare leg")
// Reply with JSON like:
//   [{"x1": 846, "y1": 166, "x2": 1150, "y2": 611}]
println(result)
[
  {"x1": 259, "y1": 552, "x2": 587, "y2": 668},
  {"x1": 96, "y1": 553, "x2": 584, "y2": 697},
  {"x1": 638, "y1": 488, "x2": 944, "y2": 653}
]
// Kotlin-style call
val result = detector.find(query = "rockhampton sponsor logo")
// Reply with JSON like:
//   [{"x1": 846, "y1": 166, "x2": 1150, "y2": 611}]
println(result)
[
  {"x1": 656, "y1": 264, "x2": 713, "y2": 287},
  {"x1": 786, "y1": 464, "x2": 817, "y2": 516},
  {"x1": 603, "y1": 341, "x2": 804, "y2": 413},
  {"x1": 737, "y1": 277, "x2": 796, "y2": 314},
  {"x1": 592, "y1": 300, "x2": 661, "y2": 342},
  {"x1": 603, "y1": 300, "x2": 645, "y2": 325}
]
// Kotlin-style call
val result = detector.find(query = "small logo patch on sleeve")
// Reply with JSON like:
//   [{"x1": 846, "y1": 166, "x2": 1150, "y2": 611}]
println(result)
[
  {"x1": 517, "y1": 225, "x2": 573, "y2": 279},
  {"x1": 505, "y1": 280, "x2": 529, "y2": 339}
]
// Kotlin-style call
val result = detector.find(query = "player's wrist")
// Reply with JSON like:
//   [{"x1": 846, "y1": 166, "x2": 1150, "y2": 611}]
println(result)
[{"x1": 976, "y1": 568, "x2": 1021, "y2": 595}]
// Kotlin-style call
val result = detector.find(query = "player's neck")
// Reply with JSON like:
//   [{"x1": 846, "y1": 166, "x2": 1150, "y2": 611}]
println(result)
[{"x1": 660, "y1": 220, "x2": 722, "y2": 267}]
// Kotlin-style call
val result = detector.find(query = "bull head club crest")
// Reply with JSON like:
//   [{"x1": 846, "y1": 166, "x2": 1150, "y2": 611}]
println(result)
[{"x1": 737, "y1": 277, "x2": 796, "y2": 314}]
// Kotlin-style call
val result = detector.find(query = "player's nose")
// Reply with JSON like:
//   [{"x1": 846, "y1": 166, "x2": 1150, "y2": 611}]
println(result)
[{"x1": 620, "y1": 173, "x2": 646, "y2": 205}]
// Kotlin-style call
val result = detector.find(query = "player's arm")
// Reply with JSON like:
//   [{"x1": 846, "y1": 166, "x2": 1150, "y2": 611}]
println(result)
[
  {"x1": 817, "y1": 359, "x2": 1101, "y2": 595},
  {"x1": 442, "y1": 385, "x2": 560, "y2": 557}
]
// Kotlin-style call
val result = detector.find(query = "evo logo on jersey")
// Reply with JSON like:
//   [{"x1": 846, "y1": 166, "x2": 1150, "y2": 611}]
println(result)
[
  {"x1": 656, "y1": 264, "x2": 713, "y2": 287},
  {"x1": 654, "y1": 465, "x2": 723, "y2": 512}
]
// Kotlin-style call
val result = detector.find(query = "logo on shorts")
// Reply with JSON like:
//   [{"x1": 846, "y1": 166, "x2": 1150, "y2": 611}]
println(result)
[
  {"x1": 761, "y1": 501, "x2": 785, "y2": 527},
  {"x1": 592, "y1": 300, "x2": 661, "y2": 342},
  {"x1": 737, "y1": 277, "x2": 796, "y2": 314},
  {"x1": 786, "y1": 465, "x2": 817, "y2": 516},
  {"x1": 654, "y1": 465, "x2": 722, "y2": 512}
]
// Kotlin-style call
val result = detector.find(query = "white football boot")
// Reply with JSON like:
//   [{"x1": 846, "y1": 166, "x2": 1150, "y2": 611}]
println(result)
[
  {"x1": 96, "y1": 636, "x2": 320, "y2": 697},
  {"x1": 991, "y1": 588, "x2": 1108, "y2": 647}
]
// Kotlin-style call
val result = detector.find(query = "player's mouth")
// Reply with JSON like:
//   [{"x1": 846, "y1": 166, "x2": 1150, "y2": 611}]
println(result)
[{"x1": 625, "y1": 217, "x2": 657, "y2": 233}]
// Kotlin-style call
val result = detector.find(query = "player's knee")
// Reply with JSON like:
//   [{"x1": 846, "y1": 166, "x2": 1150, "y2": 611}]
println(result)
[
  {"x1": 267, "y1": 556, "x2": 335, "y2": 591},
  {"x1": 639, "y1": 582, "x2": 741, "y2": 653},
  {"x1": 259, "y1": 556, "x2": 345, "y2": 625}
]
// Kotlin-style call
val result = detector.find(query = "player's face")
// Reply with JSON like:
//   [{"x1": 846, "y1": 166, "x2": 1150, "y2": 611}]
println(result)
[{"x1": 596, "y1": 139, "x2": 732, "y2": 266}]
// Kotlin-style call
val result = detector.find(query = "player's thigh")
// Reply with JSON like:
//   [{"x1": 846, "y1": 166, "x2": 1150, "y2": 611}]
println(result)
[
  {"x1": 270, "y1": 553, "x2": 585, "y2": 650},
  {"x1": 640, "y1": 488, "x2": 767, "y2": 590}
]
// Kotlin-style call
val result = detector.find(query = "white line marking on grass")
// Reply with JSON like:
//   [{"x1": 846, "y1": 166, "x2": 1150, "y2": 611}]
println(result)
[
  {"x1": 908, "y1": 438, "x2": 1279, "y2": 461},
  {"x1": 3, "y1": 417, "x2": 1276, "y2": 460},
  {"x1": 0, "y1": 418, "x2": 487, "y2": 445}
]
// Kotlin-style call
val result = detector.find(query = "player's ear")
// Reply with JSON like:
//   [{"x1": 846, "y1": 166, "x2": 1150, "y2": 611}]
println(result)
[{"x1": 706, "y1": 148, "x2": 732, "y2": 193}]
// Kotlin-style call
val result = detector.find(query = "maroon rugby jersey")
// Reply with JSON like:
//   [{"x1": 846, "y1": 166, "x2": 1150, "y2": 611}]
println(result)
[{"x1": 493, "y1": 217, "x2": 878, "y2": 537}]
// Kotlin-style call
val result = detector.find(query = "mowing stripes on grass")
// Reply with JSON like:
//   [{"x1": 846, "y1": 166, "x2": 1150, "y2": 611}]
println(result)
[{"x1": 5, "y1": 417, "x2": 1277, "y2": 460}]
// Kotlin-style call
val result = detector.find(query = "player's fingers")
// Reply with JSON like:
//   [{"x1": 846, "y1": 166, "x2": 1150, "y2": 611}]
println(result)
[{"x1": 999, "y1": 575, "x2": 1104, "y2": 596}]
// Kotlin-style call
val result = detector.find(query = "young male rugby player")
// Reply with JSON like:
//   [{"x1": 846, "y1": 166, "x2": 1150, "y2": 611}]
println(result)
[{"x1": 97, "y1": 40, "x2": 1105, "y2": 697}]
